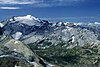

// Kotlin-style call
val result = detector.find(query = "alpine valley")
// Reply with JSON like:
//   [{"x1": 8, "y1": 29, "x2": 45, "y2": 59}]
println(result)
[{"x1": 0, "y1": 15, "x2": 100, "y2": 67}]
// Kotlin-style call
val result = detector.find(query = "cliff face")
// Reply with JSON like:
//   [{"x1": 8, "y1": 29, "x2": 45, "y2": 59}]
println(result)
[{"x1": 0, "y1": 15, "x2": 100, "y2": 67}]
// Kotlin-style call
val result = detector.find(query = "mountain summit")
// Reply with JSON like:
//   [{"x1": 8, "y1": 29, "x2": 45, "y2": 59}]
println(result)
[{"x1": 9, "y1": 15, "x2": 42, "y2": 26}]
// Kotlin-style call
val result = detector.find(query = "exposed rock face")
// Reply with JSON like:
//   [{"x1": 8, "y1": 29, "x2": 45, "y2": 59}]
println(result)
[
  {"x1": 0, "y1": 36, "x2": 42, "y2": 67},
  {"x1": 0, "y1": 15, "x2": 100, "y2": 67}
]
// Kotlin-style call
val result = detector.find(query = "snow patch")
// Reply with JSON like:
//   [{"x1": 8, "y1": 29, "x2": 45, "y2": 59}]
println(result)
[
  {"x1": 13, "y1": 49, "x2": 17, "y2": 51},
  {"x1": 47, "y1": 63, "x2": 55, "y2": 67},
  {"x1": 13, "y1": 32, "x2": 22, "y2": 40},
  {"x1": 94, "y1": 22, "x2": 100, "y2": 24},
  {"x1": 12, "y1": 15, "x2": 40, "y2": 22},
  {"x1": 88, "y1": 23, "x2": 93, "y2": 25},
  {"x1": 9, "y1": 18, "x2": 13, "y2": 21},
  {"x1": 14, "y1": 15, "x2": 33, "y2": 21},
  {"x1": 28, "y1": 61, "x2": 39, "y2": 67},
  {"x1": 62, "y1": 29, "x2": 67, "y2": 32},
  {"x1": 0, "y1": 23, "x2": 4, "y2": 28},
  {"x1": 66, "y1": 26, "x2": 73, "y2": 31},
  {"x1": 0, "y1": 55, "x2": 9, "y2": 57},
  {"x1": 9, "y1": 15, "x2": 41, "y2": 26},
  {"x1": 72, "y1": 35, "x2": 75, "y2": 43},
  {"x1": 64, "y1": 22, "x2": 67, "y2": 25},
  {"x1": 74, "y1": 23, "x2": 82, "y2": 25},
  {"x1": 14, "y1": 41, "x2": 18, "y2": 44},
  {"x1": 59, "y1": 22, "x2": 63, "y2": 25},
  {"x1": 15, "y1": 65, "x2": 20, "y2": 67}
]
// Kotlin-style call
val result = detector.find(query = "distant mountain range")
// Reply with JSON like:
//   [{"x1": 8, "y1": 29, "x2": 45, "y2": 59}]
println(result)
[
  {"x1": 0, "y1": 15, "x2": 100, "y2": 67},
  {"x1": 0, "y1": 15, "x2": 100, "y2": 49}
]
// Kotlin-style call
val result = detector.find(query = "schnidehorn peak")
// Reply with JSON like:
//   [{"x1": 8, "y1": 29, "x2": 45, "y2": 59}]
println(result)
[{"x1": 0, "y1": 15, "x2": 100, "y2": 67}]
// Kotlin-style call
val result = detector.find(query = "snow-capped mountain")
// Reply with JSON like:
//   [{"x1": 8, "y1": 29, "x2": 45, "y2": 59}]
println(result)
[{"x1": 9, "y1": 15, "x2": 42, "y2": 26}]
